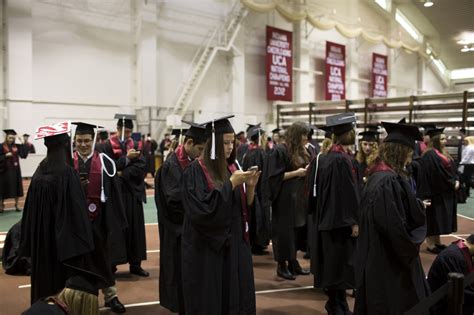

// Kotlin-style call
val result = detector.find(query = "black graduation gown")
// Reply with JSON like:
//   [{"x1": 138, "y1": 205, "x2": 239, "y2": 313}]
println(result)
[
  {"x1": 236, "y1": 143, "x2": 248, "y2": 166},
  {"x1": 144, "y1": 140, "x2": 157, "y2": 176},
  {"x1": 76, "y1": 155, "x2": 128, "y2": 288},
  {"x1": 20, "y1": 166, "x2": 96, "y2": 304},
  {"x1": 2, "y1": 221, "x2": 31, "y2": 275},
  {"x1": 22, "y1": 300, "x2": 67, "y2": 315},
  {"x1": 155, "y1": 151, "x2": 187, "y2": 313},
  {"x1": 262, "y1": 144, "x2": 306, "y2": 262},
  {"x1": 102, "y1": 139, "x2": 147, "y2": 264},
  {"x1": 418, "y1": 150, "x2": 458, "y2": 236},
  {"x1": 309, "y1": 149, "x2": 359, "y2": 289},
  {"x1": 354, "y1": 170, "x2": 429, "y2": 315},
  {"x1": 181, "y1": 160, "x2": 256, "y2": 315},
  {"x1": 427, "y1": 242, "x2": 474, "y2": 315},
  {"x1": 242, "y1": 146, "x2": 269, "y2": 248},
  {"x1": 0, "y1": 143, "x2": 28, "y2": 199}
]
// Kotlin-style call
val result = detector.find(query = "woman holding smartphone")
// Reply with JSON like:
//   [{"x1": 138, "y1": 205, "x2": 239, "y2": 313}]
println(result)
[{"x1": 181, "y1": 115, "x2": 261, "y2": 315}]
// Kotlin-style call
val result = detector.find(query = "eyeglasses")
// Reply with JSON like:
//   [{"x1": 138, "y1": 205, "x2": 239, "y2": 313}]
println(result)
[{"x1": 76, "y1": 139, "x2": 92, "y2": 145}]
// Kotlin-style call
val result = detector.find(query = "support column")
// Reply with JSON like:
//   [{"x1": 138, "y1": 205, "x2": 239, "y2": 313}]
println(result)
[{"x1": 230, "y1": 35, "x2": 245, "y2": 129}]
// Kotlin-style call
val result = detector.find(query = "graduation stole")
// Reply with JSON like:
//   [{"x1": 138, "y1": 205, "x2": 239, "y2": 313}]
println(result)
[
  {"x1": 455, "y1": 240, "x2": 474, "y2": 273},
  {"x1": 2, "y1": 143, "x2": 19, "y2": 167},
  {"x1": 73, "y1": 151, "x2": 102, "y2": 220},
  {"x1": 198, "y1": 159, "x2": 250, "y2": 244},
  {"x1": 109, "y1": 135, "x2": 135, "y2": 159},
  {"x1": 175, "y1": 145, "x2": 191, "y2": 170},
  {"x1": 368, "y1": 160, "x2": 396, "y2": 175},
  {"x1": 433, "y1": 148, "x2": 451, "y2": 170}
]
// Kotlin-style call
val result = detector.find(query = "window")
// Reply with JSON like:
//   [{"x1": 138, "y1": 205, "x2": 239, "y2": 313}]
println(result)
[{"x1": 395, "y1": 9, "x2": 423, "y2": 43}]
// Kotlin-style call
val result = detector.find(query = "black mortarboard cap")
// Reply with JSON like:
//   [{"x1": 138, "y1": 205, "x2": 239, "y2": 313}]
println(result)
[
  {"x1": 3, "y1": 129, "x2": 17, "y2": 136},
  {"x1": 23, "y1": 133, "x2": 30, "y2": 137},
  {"x1": 421, "y1": 123, "x2": 436, "y2": 135},
  {"x1": 236, "y1": 131, "x2": 245, "y2": 137},
  {"x1": 325, "y1": 112, "x2": 357, "y2": 136},
  {"x1": 202, "y1": 115, "x2": 235, "y2": 137},
  {"x1": 247, "y1": 123, "x2": 264, "y2": 141},
  {"x1": 72, "y1": 122, "x2": 104, "y2": 136},
  {"x1": 99, "y1": 130, "x2": 109, "y2": 141},
  {"x1": 114, "y1": 113, "x2": 136, "y2": 129},
  {"x1": 246, "y1": 123, "x2": 257, "y2": 132},
  {"x1": 425, "y1": 127, "x2": 445, "y2": 138},
  {"x1": 382, "y1": 118, "x2": 422, "y2": 149},
  {"x1": 359, "y1": 131, "x2": 379, "y2": 142},
  {"x1": 182, "y1": 120, "x2": 206, "y2": 142},
  {"x1": 202, "y1": 115, "x2": 235, "y2": 160},
  {"x1": 319, "y1": 126, "x2": 333, "y2": 139},
  {"x1": 272, "y1": 128, "x2": 281, "y2": 134}
]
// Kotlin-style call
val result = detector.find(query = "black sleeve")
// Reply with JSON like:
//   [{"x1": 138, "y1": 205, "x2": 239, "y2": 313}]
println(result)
[
  {"x1": 182, "y1": 162, "x2": 233, "y2": 251},
  {"x1": 418, "y1": 151, "x2": 457, "y2": 199},
  {"x1": 261, "y1": 147, "x2": 287, "y2": 207},
  {"x1": 157, "y1": 158, "x2": 185, "y2": 224}
]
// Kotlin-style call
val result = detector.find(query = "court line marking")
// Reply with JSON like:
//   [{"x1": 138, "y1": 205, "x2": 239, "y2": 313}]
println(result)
[
  {"x1": 99, "y1": 286, "x2": 317, "y2": 310},
  {"x1": 457, "y1": 214, "x2": 474, "y2": 221}
]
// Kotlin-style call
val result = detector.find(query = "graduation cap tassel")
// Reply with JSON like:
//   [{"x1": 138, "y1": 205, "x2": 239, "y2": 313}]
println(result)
[
  {"x1": 121, "y1": 116, "x2": 125, "y2": 142},
  {"x1": 99, "y1": 153, "x2": 117, "y2": 203},
  {"x1": 88, "y1": 125, "x2": 98, "y2": 160},
  {"x1": 69, "y1": 121, "x2": 74, "y2": 159},
  {"x1": 178, "y1": 128, "x2": 183, "y2": 146},
  {"x1": 211, "y1": 120, "x2": 216, "y2": 160},
  {"x1": 313, "y1": 153, "x2": 321, "y2": 197},
  {"x1": 258, "y1": 128, "x2": 261, "y2": 146}
]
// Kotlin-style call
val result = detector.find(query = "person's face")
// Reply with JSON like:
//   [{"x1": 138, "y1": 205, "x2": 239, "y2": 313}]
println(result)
[
  {"x1": 190, "y1": 143, "x2": 205, "y2": 159},
  {"x1": 361, "y1": 141, "x2": 373, "y2": 155},
  {"x1": 223, "y1": 133, "x2": 235, "y2": 159},
  {"x1": 117, "y1": 127, "x2": 132, "y2": 140},
  {"x1": 6, "y1": 135, "x2": 15, "y2": 145},
  {"x1": 273, "y1": 133, "x2": 280, "y2": 143},
  {"x1": 440, "y1": 134, "x2": 447, "y2": 148},
  {"x1": 23, "y1": 136, "x2": 29, "y2": 142},
  {"x1": 75, "y1": 134, "x2": 93, "y2": 157}
]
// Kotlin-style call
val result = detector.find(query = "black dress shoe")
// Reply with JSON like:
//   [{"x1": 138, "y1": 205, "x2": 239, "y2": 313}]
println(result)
[
  {"x1": 435, "y1": 243, "x2": 447, "y2": 250},
  {"x1": 130, "y1": 266, "x2": 149, "y2": 277},
  {"x1": 277, "y1": 262, "x2": 296, "y2": 280},
  {"x1": 105, "y1": 297, "x2": 126, "y2": 313},
  {"x1": 288, "y1": 260, "x2": 310, "y2": 275}
]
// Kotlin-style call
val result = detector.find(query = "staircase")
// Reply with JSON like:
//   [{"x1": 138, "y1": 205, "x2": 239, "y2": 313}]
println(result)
[{"x1": 157, "y1": 1, "x2": 248, "y2": 139}]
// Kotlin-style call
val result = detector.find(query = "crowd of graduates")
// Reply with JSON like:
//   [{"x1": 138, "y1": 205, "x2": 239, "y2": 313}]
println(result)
[{"x1": 0, "y1": 111, "x2": 473, "y2": 315}]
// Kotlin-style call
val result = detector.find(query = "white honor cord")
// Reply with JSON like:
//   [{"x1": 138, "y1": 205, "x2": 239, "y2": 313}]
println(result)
[
  {"x1": 235, "y1": 159, "x2": 246, "y2": 193},
  {"x1": 87, "y1": 126, "x2": 98, "y2": 160},
  {"x1": 99, "y1": 153, "x2": 117, "y2": 202},
  {"x1": 313, "y1": 153, "x2": 321, "y2": 197}
]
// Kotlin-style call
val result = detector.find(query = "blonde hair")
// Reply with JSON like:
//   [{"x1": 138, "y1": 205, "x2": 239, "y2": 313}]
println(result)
[
  {"x1": 465, "y1": 136, "x2": 474, "y2": 146},
  {"x1": 57, "y1": 288, "x2": 99, "y2": 315}
]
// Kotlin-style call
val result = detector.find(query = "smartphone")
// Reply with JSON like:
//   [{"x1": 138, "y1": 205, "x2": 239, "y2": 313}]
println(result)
[{"x1": 248, "y1": 165, "x2": 259, "y2": 171}]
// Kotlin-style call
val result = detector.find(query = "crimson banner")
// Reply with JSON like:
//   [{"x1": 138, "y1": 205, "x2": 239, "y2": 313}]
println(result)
[
  {"x1": 325, "y1": 41, "x2": 346, "y2": 101},
  {"x1": 266, "y1": 26, "x2": 292, "y2": 101},
  {"x1": 371, "y1": 53, "x2": 388, "y2": 98}
]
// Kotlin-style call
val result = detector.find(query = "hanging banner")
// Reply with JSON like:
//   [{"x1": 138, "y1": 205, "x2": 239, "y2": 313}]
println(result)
[
  {"x1": 371, "y1": 53, "x2": 388, "y2": 98},
  {"x1": 266, "y1": 26, "x2": 292, "y2": 101},
  {"x1": 325, "y1": 41, "x2": 346, "y2": 101}
]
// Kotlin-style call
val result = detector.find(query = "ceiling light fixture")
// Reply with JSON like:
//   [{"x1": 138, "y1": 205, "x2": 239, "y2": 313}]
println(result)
[
  {"x1": 460, "y1": 45, "x2": 474, "y2": 53},
  {"x1": 423, "y1": 0, "x2": 434, "y2": 7}
]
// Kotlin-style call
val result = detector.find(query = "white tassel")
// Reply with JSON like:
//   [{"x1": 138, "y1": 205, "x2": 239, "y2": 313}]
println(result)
[
  {"x1": 101, "y1": 188, "x2": 106, "y2": 203},
  {"x1": 99, "y1": 153, "x2": 117, "y2": 203},
  {"x1": 211, "y1": 120, "x2": 216, "y2": 160},
  {"x1": 121, "y1": 117, "x2": 125, "y2": 142},
  {"x1": 313, "y1": 153, "x2": 321, "y2": 197}
]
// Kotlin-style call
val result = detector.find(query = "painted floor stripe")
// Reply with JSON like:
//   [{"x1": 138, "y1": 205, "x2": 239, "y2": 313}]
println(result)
[
  {"x1": 457, "y1": 214, "x2": 474, "y2": 221},
  {"x1": 18, "y1": 284, "x2": 31, "y2": 289},
  {"x1": 99, "y1": 301, "x2": 160, "y2": 310},
  {"x1": 255, "y1": 285, "x2": 314, "y2": 295}
]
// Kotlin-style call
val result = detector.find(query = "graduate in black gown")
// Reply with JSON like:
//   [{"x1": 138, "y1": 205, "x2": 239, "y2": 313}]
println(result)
[
  {"x1": 355, "y1": 126, "x2": 380, "y2": 185},
  {"x1": 72, "y1": 122, "x2": 128, "y2": 313},
  {"x1": 0, "y1": 129, "x2": 28, "y2": 212},
  {"x1": 242, "y1": 124, "x2": 270, "y2": 255},
  {"x1": 427, "y1": 234, "x2": 474, "y2": 315},
  {"x1": 181, "y1": 115, "x2": 260, "y2": 314},
  {"x1": 155, "y1": 120, "x2": 206, "y2": 314},
  {"x1": 262, "y1": 122, "x2": 310, "y2": 280},
  {"x1": 20, "y1": 124, "x2": 98, "y2": 304},
  {"x1": 419, "y1": 127, "x2": 459, "y2": 254},
  {"x1": 143, "y1": 133, "x2": 158, "y2": 177},
  {"x1": 22, "y1": 134, "x2": 36, "y2": 154},
  {"x1": 101, "y1": 114, "x2": 149, "y2": 276},
  {"x1": 354, "y1": 119, "x2": 429, "y2": 315},
  {"x1": 308, "y1": 113, "x2": 359, "y2": 314}
]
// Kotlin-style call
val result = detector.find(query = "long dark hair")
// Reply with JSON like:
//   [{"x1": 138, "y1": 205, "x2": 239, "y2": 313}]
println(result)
[
  {"x1": 202, "y1": 134, "x2": 236, "y2": 186},
  {"x1": 39, "y1": 134, "x2": 72, "y2": 175},
  {"x1": 377, "y1": 142, "x2": 413, "y2": 176},
  {"x1": 427, "y1": 134, "x2": 452, "y2": 160},
  {"x1": 285, "y1": 122, "x2": 310, "y2": 169}
]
